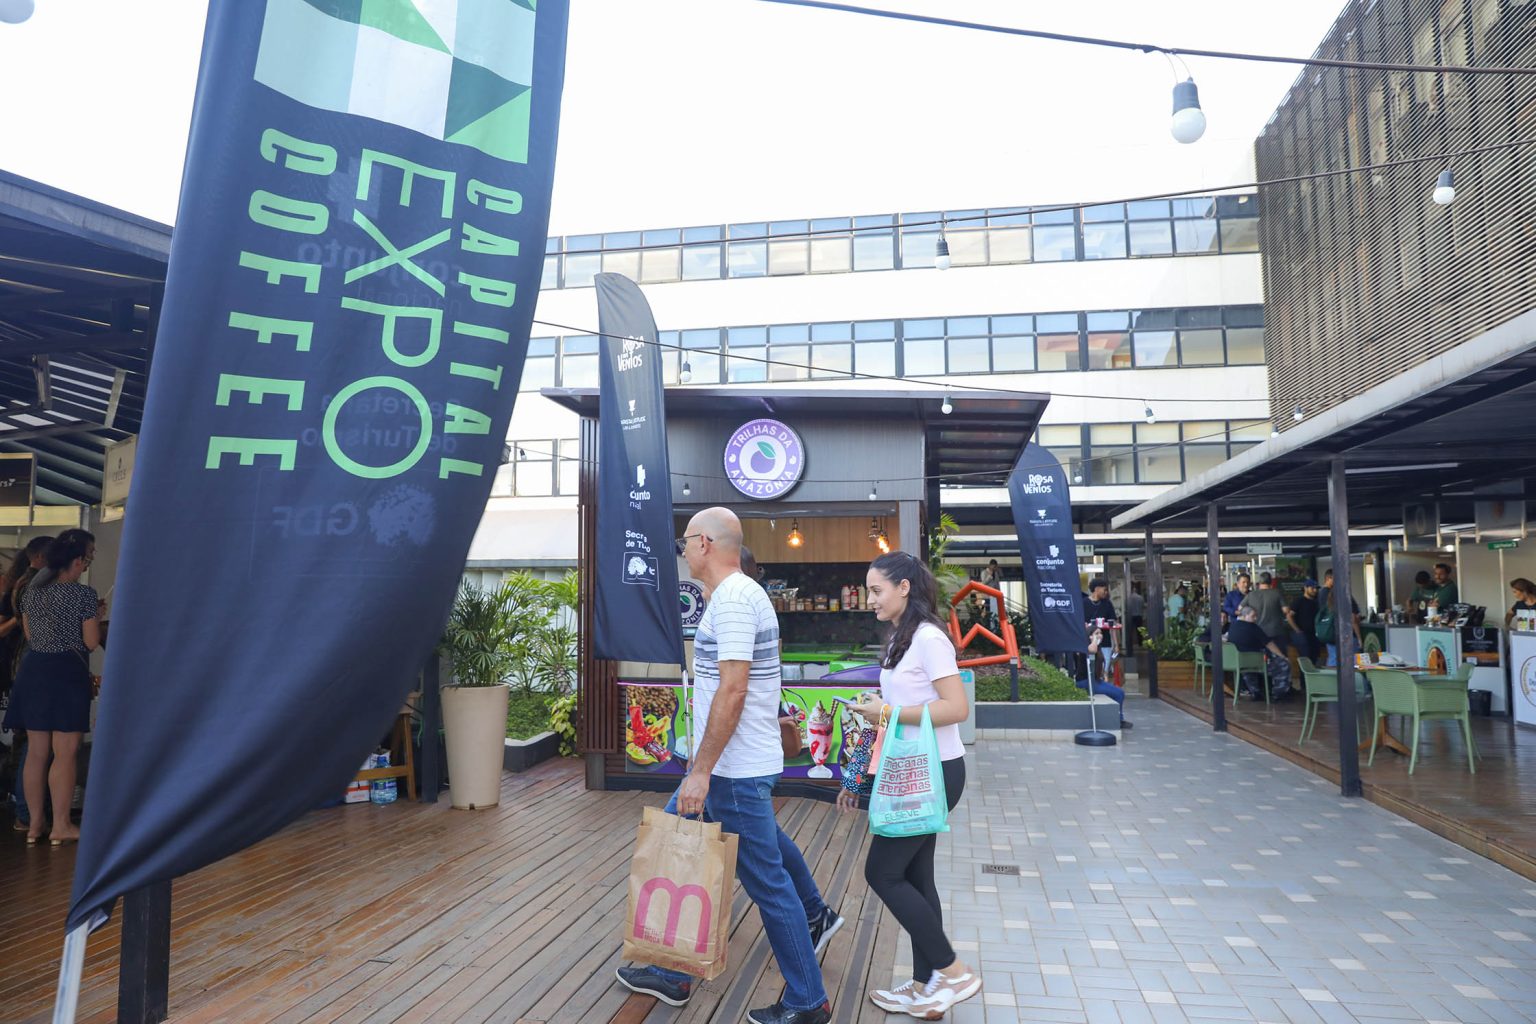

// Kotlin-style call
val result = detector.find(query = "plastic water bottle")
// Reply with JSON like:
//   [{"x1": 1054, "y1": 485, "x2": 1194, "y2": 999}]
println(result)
[{"x1": 369, "y1": 750, "x2": 398, "y2": 805}]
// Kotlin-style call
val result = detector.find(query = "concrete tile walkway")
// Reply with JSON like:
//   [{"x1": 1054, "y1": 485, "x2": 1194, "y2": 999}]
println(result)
[{"x1": 933, "y1": 697, "x2": 1536, "y2": 1024}]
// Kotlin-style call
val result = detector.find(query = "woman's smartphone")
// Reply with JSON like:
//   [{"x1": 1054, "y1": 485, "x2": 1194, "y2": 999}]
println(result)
[{"x1": 829, "y1": 695, "x2": 855, "y2": 706}]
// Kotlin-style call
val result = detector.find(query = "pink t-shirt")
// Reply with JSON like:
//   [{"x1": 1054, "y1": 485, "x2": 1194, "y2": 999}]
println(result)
[{"x1": 878, "y1": 622, "x2": 964, "y2": 761}]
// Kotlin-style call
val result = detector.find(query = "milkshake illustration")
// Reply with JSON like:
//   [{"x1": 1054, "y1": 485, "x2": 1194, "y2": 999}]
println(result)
[{"x1": 807, "y1": 701, "x2": 834, "y2": 779}]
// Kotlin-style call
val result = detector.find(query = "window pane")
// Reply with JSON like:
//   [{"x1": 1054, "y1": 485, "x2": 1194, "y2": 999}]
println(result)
[
  {"x1": 520, "y1": 355, "x2": 556, "y2": 391},
  {"x1": 905, "y1": 319, "x2": 943, "y2": 339},
  {"x1": 683, "y1": 226, "x2": 722, "y2": 243},
  {"x1": 1229, "y1": 420, "x2": 1271, "y2": 442},
  {"x1": 1182, "y1": 445, "x2": 1228, "y2": 477},
  {"x1": 1082, "y1": 203, "x2": 1125, "y2": 222},
  {"x1": 1174, "y1": 219, "x2": 1219, "y2": 254},
  {"x1": 541, "y1": 255, "x2": 559, "y2": 290},
  {"x1": 1032, "y1": 207, "x2": 1074, "y2": 225},
  {"x1": 993, "y1": 315, "x2": 1031, "y2": 334},
  {"x1": 602, "y1": 250, "x2": 641, "y2": 280},
  {"x1": 1183, "y1": 421, "x2": 1227, "y2": 442},
  {"x1": 987, "y1": 226, "x2": 1031, "y2": 263},
  {"x1": 854, "y1": 320, "x2": 895, "y2": 341},
  {"x1": 1038, "y1": 425, "x2": 1080, "y2": 446},
  {"x1": 492, "y1": 461, "x2": 514, "y2": 496},
  {"x1": 684, "y1": 352, "x2": 721, "y2": 384},
  {"x1": 811, "y1": 322, "x2": 851, "y2": 342},
  {"x1": 728, "y1": 242, "x2": 768, "y2": 277},
  {"x1": 900, "y1": 229, "x2": 940, "y2": 268},
  {"x1": 1137, "y1": 422, "x2": 1178, "y2": 444},
  {"x1": 558, "y1": 439, "x2": 580, "y2": 496},
  {"x1": 728, "y1": 347, "x2": 766, "y2": 383},
  {"x1": 1179, "y1": 329, "x2": 1225, "y2": 366},
  {"x1": 948, "y1": 229, "x2": 987, "y2": 266},
  {"x1": 681, "y1": 243, "x2": 722, "y2": 280},
  {"x1": 852, "y1": 232, "x2": 894, "y2": 270},
  {"x1": 1137, "y1": 446, "x2": 1182, "y2": 483},
  {"x1": 1133, "y1": 331, "x2": 1177, "y2": 367},
  {"x1": 1037, "y1": 333, "x2": 1081, "y2": 371},
  {"x1": 1223, "y1": 305, "x2": 1264, "y2": 328},
  {"x1": 561, "y1": 354, "x2": 597, "y2": 388},
  {"x1": 948, "y1": 336, "x2": 990, "y2": 374},
  {"x1": 810, "y1": 236, "x2": 851, "y2": 273},
  {"x1": 1049, "y1": 448, "x2": 1084, "y2": 481},
  {"x1": 1081, "y1": 222, "x2": 1127, "y2": 260},
  {"x1": 514, "y1": 455, "x2": 553, "y2": 496},
  {"x1": 639, "y1": 247, "x2": 681, "y2": 283},
  {"x1": 1036, "y1": 313, "x2": 1077, "y2": 334},
  {"x1": 948, "y1": 316, "x2": 987, "y2": 337},
  {"x1": 1033, "y1": 226, "x2": 1076, "y2": 262},
  {"x1": 856, "y1": 341, "x2": 896, "y2": 377},
  {"x1": 1226, "y1": 327, "x2": 1266, "y2": 365},
  {"x1": 1127, "y1": 200, "x2": 1171, "y2": 219},
  {"x1": 659, "y1": 331, "x2": 681, "y2": 385},
  {"x1": 1086, "y1": 331, "x2": 1132, "y2": 369},
  {"x1": 768, "y1": 239, "x2": 809, "y2": 275},
  {"x1": 1220, "y1": 217, "x2": 1259, "y2": 252},
  {"x1": 563, "y1": 253, "x2": 601, "y2": 288},
  {"x1": 811, "y1": 344, "x2": 852, "y2": 378},
  {"x1": 1091, "y1": 424, "x2": 1133, "y2": 444},
  {"x1": 1128, "y1": 221, "x2": 1174, "y2": 256},
  {"x1": 769, "y1": 324, "x2": 809, "y2": 344},
  {"x1": 1088, "y1": 446, "x2": 1135, "y2": 485},
  {"x1": 768, "y1": 345, "x2": 808, "y2": 381},
  {"x1": 992, "y1": 335, "x2": 1035, "y2": 372},
  {"x1": 903, "y1": 338, "x2": 944, "y2": 376}
]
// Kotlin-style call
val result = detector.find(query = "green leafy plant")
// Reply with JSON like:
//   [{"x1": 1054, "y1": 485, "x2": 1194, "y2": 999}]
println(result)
[
  {"x1": 1138, "y1": 617, "x2": 1201, "y2": 661},
  {"x1": 926, "y1": 512, "x2": 969, "y2": 610},
  {"x1": 548, "y1": 691, "x2": 579, "y2": 756},
  {"x1": 506, "y1": 690, "x2": 555, "y2": 740},
  {"x1": 438, "y1": 581, "x2": 529, "y2": 687},
  {"x1": 974, "y1": 655, "x2": 1085, "y2": 701}
]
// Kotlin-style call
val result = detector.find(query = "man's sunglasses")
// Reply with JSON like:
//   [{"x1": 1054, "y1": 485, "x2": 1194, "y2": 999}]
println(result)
[{"x1": 674, "y1": 533, "x2": 712, "y2": 555}]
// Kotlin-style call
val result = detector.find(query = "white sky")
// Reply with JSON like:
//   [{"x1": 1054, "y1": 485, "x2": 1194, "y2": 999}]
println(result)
[{"x1": 0, "y1": 0, "x2": 1349, "y2": 230}]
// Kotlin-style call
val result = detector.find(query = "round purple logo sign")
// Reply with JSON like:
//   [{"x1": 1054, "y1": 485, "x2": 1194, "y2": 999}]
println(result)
[{"x1": 723, "y1": 418, "x2": 805, "y2": 500}]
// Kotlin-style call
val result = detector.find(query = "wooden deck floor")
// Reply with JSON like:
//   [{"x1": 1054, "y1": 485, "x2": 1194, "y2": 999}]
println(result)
[
  {"x1": 1158, "y1": 680, "x2": 1536, "y2": 881},
  {"x1": 1, "y1": 760, "x2": 902, "y2": 1024}
]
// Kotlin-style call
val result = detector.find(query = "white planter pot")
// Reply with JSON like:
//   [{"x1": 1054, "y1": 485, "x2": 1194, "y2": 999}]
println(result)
[{"x1": 441, "y1": 683, "x2": 509, "y2": 810}]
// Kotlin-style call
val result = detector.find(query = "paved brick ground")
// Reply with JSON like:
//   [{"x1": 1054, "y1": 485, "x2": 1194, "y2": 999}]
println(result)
[{"x1": 914, "y1": 697, "x2": 1536, "y2": 1024}]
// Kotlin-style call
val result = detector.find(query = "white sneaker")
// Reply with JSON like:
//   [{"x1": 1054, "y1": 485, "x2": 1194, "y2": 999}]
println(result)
[
  {"x1": 869, "y1": 978, "x2": 924, "y2": 1012},
  {"x1": 905, "y1": 964, "x2": 982, "y2": 1019}
]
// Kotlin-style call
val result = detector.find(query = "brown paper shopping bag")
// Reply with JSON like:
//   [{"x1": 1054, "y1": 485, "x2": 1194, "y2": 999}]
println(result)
[{"x1": 622, "y1": 805, "x2": 739, "y2": 980}]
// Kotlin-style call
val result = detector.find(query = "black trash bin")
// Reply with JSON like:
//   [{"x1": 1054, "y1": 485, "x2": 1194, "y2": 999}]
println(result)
[{"x1": 1469, "y1": 690, "x2": 1493, "y2": 717}]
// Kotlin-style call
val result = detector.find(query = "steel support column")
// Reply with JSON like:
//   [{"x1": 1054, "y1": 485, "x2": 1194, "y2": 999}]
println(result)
[
  {"x1": 118, "y1": 879, "x2": 171, "y2": 1024},
  {"x1": 1329, "y1": 458, "x2": 1364, "y2": 797},
  {"x1": 1207, "y1": 504, "x2": 1227, "y2": 732},
  {"x1": 1145, "y1": 526, "x2": 1163, "y2": 700}
]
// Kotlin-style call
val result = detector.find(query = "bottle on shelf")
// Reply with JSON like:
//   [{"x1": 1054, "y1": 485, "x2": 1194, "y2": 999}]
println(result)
[{"x1": 370, "y1": 749, "x2": 398, "y2": 805}]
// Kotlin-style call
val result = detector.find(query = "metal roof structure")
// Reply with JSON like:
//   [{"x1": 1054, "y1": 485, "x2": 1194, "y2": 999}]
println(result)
[
  {"x1": 541, "y1": 384, "x2": 1051, "y2": 488},
  {"x1": 0, "y1": 170, "x2": 169, "y2": 504},
  {"x1": 1111, "y1": 306, "x2": 1536, "y2": 534}
]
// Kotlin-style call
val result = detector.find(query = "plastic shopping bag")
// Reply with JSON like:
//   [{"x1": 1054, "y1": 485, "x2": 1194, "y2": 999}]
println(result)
[
  {"x1": 622, "y1": 805, "x2": 739, "y2": 980},
  {"x1": 867, "y1": 705, "x2": 949, "y2": 837}
]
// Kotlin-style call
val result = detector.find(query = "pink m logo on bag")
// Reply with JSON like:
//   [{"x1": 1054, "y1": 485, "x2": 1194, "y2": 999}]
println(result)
[{"x1": 634, "y1": 877, "x2": 713, "y2": 952}]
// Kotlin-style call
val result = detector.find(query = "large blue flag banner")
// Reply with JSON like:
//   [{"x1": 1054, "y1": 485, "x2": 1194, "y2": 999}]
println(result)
[
  {"x1": 66, "y1": 0, "x2": 569, "y2": 933},
  {"x1": 1008, "y1": 443, "x2": 1088, "y2": 654},
  {"x1": 593, "y1": 274, "x2": 684, "y2": 664}
]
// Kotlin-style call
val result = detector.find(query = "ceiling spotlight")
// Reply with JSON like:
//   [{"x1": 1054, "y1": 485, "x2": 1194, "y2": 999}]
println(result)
[
  {"x1": 941, "y1": 394, "x2": 954, "y2": 415},
  {"x1": 0, "y1": 0, "x2": 36, "y2": 24},
  {"x1": 1170, "y1": 77, "x2": 1207, "y2": 144},
  {"x1": 1143, "y1": 404, "x2": 1156, "y2": 425},
  {"x1": 680, "y1": 360, "x2": 693, "y2": 383},
  {"x1": 934, "y1": 234, "x2": 951, "y2": 271},
  {"x1": 1292, "y1": 404, "x2": 1305, "y2": 422},
  {"x1": 787, "y1": 518, "x2": 804, "y2": 548},
  {"x1": 1432, "y1": 169, "x2": 1456, "y2": 205}
]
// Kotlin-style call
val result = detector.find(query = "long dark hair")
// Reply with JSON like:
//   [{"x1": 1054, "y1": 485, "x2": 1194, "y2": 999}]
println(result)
[
  {"x1": 30, "y1": 529, "x2": 94, "y2": 592},
  {"x1": 5, "y1": 535, "x2": 51, "y2": 587},
  {"x1": 871, "y1": 551, "x2": 954, "y2": 669}
]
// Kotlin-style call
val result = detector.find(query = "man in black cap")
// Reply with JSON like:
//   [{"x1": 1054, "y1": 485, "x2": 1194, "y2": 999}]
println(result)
[{"x1": 1285, "y1": 578, "x2": 1322, "y2": 663}]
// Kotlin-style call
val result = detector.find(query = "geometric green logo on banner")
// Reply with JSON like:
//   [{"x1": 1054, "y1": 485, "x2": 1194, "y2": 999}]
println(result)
[{"x1": 257, "y1": 0, "x2": 537, "y2": 164}]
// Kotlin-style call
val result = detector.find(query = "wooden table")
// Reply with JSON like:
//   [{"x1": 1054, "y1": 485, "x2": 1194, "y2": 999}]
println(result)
[{"x1": 1356, "y1": 667, "x2": 1446, "y2": 757}]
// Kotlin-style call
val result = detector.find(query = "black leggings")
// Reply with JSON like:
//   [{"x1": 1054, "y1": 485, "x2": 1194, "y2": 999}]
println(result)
[{"x1": 863, "y1": 756, "x2": 967, "y2": 984}]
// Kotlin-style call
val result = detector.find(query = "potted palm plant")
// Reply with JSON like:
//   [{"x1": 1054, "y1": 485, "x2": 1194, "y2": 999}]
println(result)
[{"x1": 438, "y1": 580, "x2": 529, "y2": 809}]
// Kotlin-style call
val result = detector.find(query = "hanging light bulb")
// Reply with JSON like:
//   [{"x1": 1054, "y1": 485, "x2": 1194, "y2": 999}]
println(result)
[
  {"x1": 934, "y1": 235, "x2": 951, "y2": 271},
  {"x1": 1073, "y1": 472, "x2": 1083, "y2": 484},
  {"x1": 516, "y1": 446, "x2": 526, "y2": 460},
  {"x1": 1270, "y1": 425, "x2": 1280, "y2": 439},
  {"x1": 1143, "y1": 404, "x2": 1156, "y2": 425},
  {"x1": 1170, "y1": 77, "x2": 1207, "y2": 144},
  {"x1": 0, "y1": 0, "x2": 36, "y2": 24},
  {"x1": 877, "y1": 519, "x2": 891, "y2": 553},
  {"x1": 787, "y1": 518, "x2": 804, "y2": 548},
  {"x1": 1432, "y1": 169, "x2": 1456, "y2": 205},
  {"x1": 680, "y1": 360, "x2": 693, "y2": 383},
  {"x1": 868, "y1": 516, "x2": 880, "y2": 540},
  {"x1": 941, "y1": 394, "x2": 954, "y2": 415},
  {"x1": 869, "y1": 482, "x2": 878, "y2": 501},
  {"x1": 682, "y1": 481, "x2": 691, "y2": 497},
  {"x1": 1293, "y1": 404, "x2": 1305, "y2": 422}
]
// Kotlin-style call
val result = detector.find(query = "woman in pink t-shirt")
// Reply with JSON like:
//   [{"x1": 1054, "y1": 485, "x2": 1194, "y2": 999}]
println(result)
[{"x1": 838, "y1": 551, "x2": 978, "y2": 1019}]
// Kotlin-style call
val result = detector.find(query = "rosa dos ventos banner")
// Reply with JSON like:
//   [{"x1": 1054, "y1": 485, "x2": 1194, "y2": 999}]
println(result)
[
  {"x1": 1008, "y1": 442, "x2": 1088, "y2": 654},
  {"x1": 66, "y1": 0, "x2": 569, "y2": 936}
]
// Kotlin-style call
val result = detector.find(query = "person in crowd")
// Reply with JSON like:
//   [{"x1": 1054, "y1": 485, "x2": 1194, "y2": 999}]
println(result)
[
  {"x1": 740, "y1": 544, "x2": 761, "y2": 584},
  {"x1": 1082, "y1": 578, "x2": 1117, "y2": 640},
  {"x1": 1077, "y1": 628, "x2": 1131, "y2": 729},
  {"x1": 618, "y1": 508, "x2": 838, "y2": 1024},
  {"x1": 1506, "y1": 578, "x2": 1536, "y2": 629},
  {"x1": 2, "y1": 531, "x2": 99, "y2": 846},
  {"x1": 2, "y1": 537, "x2": 51, "y2": 835},
  {"x1": 1125, "y1": 582, "x2": 1145, "y2": 655},
  {"x1": 1285, "y1": 578, "x2": 1322, "y2": 663},
  {"x1": 1228, "y1": 604, "x2": 1291, "y2": 700},
  {"x1": 1222, "y1": 573, "x2": 1251, "y2": 626},
  {"x1": 980, "y1": 559, "x2": 1001, "y2": 588},
  {"x1": 1409, "y1": 570, "x2": 1436, "y2": 622},
  {"x1": 1240, "y1": 572, "x2": 1289, "y2": 648},
  {"x1": 1321, "y1": 569, "x2": 1362, "y2": 655},
  {"x1": 840, "y1": 551, "x2": 980, "y2": 1019},
  {"x1": 1429, "y1": 562, "x2": 1459, "y2": 613},
  {"x1": 1167, "y1": 583, "x2": 1188, "y2": 622}
]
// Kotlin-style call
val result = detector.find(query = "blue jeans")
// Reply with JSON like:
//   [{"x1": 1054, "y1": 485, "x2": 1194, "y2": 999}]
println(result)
[
  {"x1": 1076, "y1": 678, "x2": 1124, "y2": 720},
  {"x1": 646, "y1": 775, "x2": 828, "y2": 1011},
  {"x1": 1325, "y1": 643, "x2": 1338, "y2": 667}
]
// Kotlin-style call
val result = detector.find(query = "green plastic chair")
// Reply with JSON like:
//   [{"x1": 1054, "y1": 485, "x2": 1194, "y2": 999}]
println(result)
[
  {"x1": 1296, "y1": 657, "x2": 1368, "y2": 744},
  {"x1": 1222, "y1": 642, "x2": 1268, "y2": 710},
  {"x1": 1193, "y1": 643, "x2": 1212, "y2": 696},
  {"x1": 1366, "y1": 669, "x2": 1475, "y2": 774}
]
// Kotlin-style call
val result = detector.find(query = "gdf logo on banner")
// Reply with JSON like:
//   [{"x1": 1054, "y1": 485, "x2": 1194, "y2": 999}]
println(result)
[{"x1": 724, "y1": 418, "x2": 804, "y2": 499}]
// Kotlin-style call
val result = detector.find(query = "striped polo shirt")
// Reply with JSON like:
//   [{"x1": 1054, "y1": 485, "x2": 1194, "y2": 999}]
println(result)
[{"x1": 691, "y1": 571, "x2": 783, "y2": 778}]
